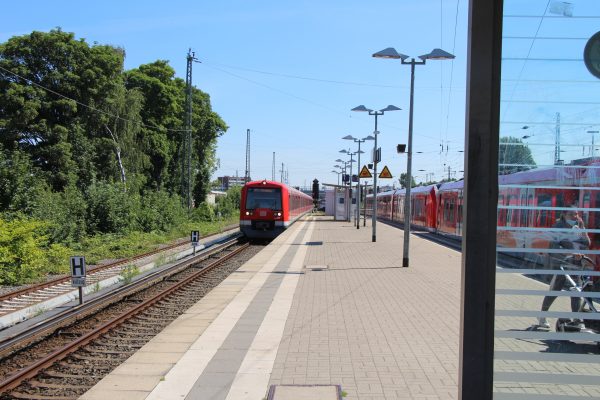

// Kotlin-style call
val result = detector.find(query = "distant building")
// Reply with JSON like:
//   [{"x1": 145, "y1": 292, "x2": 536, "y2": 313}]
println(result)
[
  {"x1": 218, "y1": 176, "x2": 246, "y2": 191},
  {"x1": 206, "y1": 190, "x2": 227, "y2": 205}
]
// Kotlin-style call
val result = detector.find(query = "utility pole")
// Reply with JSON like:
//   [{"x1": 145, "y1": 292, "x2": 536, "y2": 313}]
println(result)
[
  {"x1": 272, "y1": 152, "x2": 275, "y2": 181},
  {"x1": 280, "y1": 163, "x2": 284, "y2": 182},
  {"x1": 555, "y1": 112, "x2": 561, "y2": 165},
  {"x1": 182, "y1": 49, "x2": 198, "y2": 211},
  {"x1": 448, "y1": 165, "x2": 452, "y2": 181},
  {"x1": 245, "y1": 129, "x2": 251, "y2": 182}
]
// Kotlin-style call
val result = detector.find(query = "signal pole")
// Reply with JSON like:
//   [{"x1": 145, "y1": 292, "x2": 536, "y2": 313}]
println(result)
[{"x1": 245, "y1": 129, "x2": 251, "y2": 182}]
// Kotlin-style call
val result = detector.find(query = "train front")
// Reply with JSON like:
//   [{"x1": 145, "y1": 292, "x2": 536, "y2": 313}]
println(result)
[{"x1": 240, "y1": 180, "x2": 287, "y2": 239}]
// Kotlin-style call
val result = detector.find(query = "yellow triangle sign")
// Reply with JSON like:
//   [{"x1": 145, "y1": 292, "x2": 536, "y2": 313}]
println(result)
[
  {"x1": 379, "y1": 165, "x2": 393, "y2": 179},
  {"x1": 359, "y1": 165, "x2": 372, "y2": 178}
]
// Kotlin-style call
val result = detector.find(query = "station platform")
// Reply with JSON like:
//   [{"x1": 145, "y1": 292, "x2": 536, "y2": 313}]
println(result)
[{"x1": 82, "y1": 216, "x2": 463, "y2": 400}]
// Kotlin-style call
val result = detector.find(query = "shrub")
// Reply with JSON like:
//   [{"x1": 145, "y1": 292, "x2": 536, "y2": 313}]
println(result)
[
  {"x1": 0, "y1": 215, "x2": 71, "y2": 284},
  {"x1": 86, "y1": 181, "x2": 140, "y2": 234},
  {"x1": 138, "y1": 190, "x2": 186, "y2": 232}
]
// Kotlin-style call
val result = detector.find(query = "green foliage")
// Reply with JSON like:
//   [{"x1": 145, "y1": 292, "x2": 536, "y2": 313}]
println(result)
[
  {"x1": 215, "y1": 186, "x2": 241, "y2": 218},
  {"x1": 138, "y1": 190, "x2": 185, "y2": 232},
  {"x1": 86, "y1": 181, "x2": 139, "y2": 234},
  {"x1": 499, "y1": 136, "x2": 536, "y2": 174},
  {"x1": 0, "y1": 216, "x2": 70, "y2": 284},
  {"x1": 399, "y1": 173, "x2": 417, "y2": 189},
  {"x1": 193, "y1": 202, "x2": 215, "y2": 222},
  {"x1": 118, "y1": 264, "x2": 140, "y2": 285},
  {"x1": 0, "y1": 29, "x2": 231, "y2": 285}
]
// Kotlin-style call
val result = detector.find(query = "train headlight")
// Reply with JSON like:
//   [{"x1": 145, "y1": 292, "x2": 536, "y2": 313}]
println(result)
[
  {"x1": 245, "y1": 211, "x2": 250, "y2": 216},
  {"x1": 276, "y1": 212, "x2": 282, "y2": 217}
]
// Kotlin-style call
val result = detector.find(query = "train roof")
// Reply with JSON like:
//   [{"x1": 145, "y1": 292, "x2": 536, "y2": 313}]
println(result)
[
  {"x1": 438, "y1": 180, "x2": 464, "y2": 191},
  {"x1": 243, "y1": 180, "x2": 312, "y2": 198}
]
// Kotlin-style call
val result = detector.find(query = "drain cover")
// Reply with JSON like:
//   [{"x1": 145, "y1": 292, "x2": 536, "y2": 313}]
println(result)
[
  {"x1": 305, "y1": 265, "x2": 329, "y2": 271},
  {"x1": 267, "y1": 384, "x2": 342, "y2": 400}
]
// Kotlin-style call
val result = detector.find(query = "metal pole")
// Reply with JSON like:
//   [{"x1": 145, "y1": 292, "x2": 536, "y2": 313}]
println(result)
[
  {"x1": 349, "y1": 153, "x2": 354, "y2": 222},
  {"x1": 357, "y1": 141, "x2": 361, "y2": 229},
  {"x1": 78, "y1": 287, "x2": 83, "y2": 305},
  {"x1": 363, "y1": 180, "x2": 367, "y2": 226},
  {"x1": 372, "y1": 113, "x2": 379, "y2": 242},
  {"x1": 402, "y1": 61, "x2": 416, "y2": 268}
]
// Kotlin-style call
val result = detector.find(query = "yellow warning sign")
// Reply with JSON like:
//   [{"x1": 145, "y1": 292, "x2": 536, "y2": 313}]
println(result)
[
  {"x1": 359, "y1": 165, "x2": 372, "y2": 178},
  {"x1": 379, "y1": 165, "x2": 393, "y2": 179}
]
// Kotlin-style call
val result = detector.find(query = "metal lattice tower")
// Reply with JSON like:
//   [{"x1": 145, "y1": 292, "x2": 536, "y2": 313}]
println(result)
[
  {"x1": 272, "y1": 152, "x2": 275, "y2": 181},
  {"x1": 245, "y1": 129, "x2": 251, "y2": 183},
  {"x1": 182, "y1": 49, "x2": 197, "y2": 210}
]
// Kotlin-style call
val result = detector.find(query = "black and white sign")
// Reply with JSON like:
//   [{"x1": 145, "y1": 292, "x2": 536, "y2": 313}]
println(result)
[
  {"x1": 191, "y1": 230, "x2": 200, "y2": 246},
  {"x1": 70, "y1": 256, "x2": 86, "y2": 287}
]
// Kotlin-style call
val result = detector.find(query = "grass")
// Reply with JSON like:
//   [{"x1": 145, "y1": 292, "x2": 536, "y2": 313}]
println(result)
[
  {"x1": 73, "y1": 216, "x2": 238, "y2": 265},
  {"x1": 119, "y1": 264, "x2": 140, "y2": 285}
]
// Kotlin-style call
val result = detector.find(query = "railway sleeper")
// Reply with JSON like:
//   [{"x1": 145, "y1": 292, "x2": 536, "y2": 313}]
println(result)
[
  {"x1": 69, "y1": 352, "x2": 127, "y2": 362},
  {"x1": 10, "y1": 390, "x2": 76, "y2": 400},
  {"x1": 85, "y1": 346, "x2": 135, "y2": 355},
  {"x1": 28, "y1": 379, "x2": 90, "y2": 390},
  {"x1": 40, "y1": 370, "x2": 103, "y2": 380}
]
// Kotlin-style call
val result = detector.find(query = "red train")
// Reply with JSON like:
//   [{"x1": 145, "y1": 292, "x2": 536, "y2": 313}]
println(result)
[
  {"x1": 239, "y1": 180, "x2": 313, "y2": 239},
  {"x1": 366, "y1": 159, "x2": 600, "y2": 264}
]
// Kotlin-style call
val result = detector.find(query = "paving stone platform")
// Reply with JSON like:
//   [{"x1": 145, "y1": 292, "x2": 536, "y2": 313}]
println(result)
[{"x1": 81, "y1": 216, "x2": 464, "y2": 400}]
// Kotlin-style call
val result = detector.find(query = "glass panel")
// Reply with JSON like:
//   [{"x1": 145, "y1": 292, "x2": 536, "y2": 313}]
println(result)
[
  {"x1": 245, "y1": 187, "x2": 282, "y2": 210},
  {"x1": 495, "y1": 1, "x2": 600, "y2": 398}
]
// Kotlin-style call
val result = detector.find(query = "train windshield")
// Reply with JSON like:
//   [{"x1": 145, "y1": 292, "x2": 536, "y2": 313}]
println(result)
[{"x1": 245, "y1": 187, "x2": 282, "y2": 210}]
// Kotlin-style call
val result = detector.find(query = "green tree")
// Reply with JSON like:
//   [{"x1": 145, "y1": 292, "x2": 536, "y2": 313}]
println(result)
[
  {"x1": 499, "y1": 136, "x2": 536, "y2": 174},
  {"x1": 399, "y1": 173, "x2": 417, "y2": 189},
  {"x1": 0, "y1": 29, "x2": 124, "y2": 191}
]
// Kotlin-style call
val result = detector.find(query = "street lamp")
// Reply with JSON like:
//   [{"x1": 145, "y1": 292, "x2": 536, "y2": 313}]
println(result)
[
  {"x1": 343, "y1": 135, "x2": 372, "y2": 229},
  {"x1": 331, "y1": 170, "x2": 342, "y2": 186},
  {"x1": 588, "y1": 130, "x2": 599, "y2": 158},
  {"x1": 340, "y1": 148, "x2": 362, "y2": 222},
  {"x1": 373, "y1": 46, "x2": 454, "y2": 267},
  {"x1": 351, "y1": 104, "x2": 401, "y2": 242}
]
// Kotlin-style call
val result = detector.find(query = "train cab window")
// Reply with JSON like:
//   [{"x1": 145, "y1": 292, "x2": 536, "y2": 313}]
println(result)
[
  {"x1": 536, "y1": 194, "x2": 551, "y2": 227},
  {"x1": 245, "y1": 187, "x2": 282, "y2": 210}
]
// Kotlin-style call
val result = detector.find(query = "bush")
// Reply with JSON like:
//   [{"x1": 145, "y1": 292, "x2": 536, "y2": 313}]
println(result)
[
  {"x1": 193, "y1": 202, "x2": 215, "y2": 222},
  {"x1": 32, "y1": 184, "x2": 87, "y2": 244},
  {"x1": 86, "y1": 181, "x2": 140, "y2": 234},
  {"x1": 138, "y1": 190, "x2": 186, "y2": 232},
  {"x1": 0, "y1": 215, "x2": 71, "y2": 284}
]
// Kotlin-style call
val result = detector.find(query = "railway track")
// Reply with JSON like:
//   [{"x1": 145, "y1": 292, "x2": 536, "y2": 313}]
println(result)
[
  {"x1": 0, "y1": 236, "x2": 262, "y2": 399},
  {"x1": 0, "y1": 226, "x2": 238, "y2": 329}
]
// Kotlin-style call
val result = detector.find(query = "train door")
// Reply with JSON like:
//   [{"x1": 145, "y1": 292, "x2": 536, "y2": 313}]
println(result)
[{"x1": 456, "y1": 190, "x2": 463, "y2": 236}]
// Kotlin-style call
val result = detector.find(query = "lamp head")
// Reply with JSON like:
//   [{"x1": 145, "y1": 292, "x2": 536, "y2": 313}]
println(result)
[
  {"x1": 372, "y1": 47, "x2": 409, "y2": 60},
  {"x1": 342, "y1": 135, "x2": 356, "y2": 140},
  {"x1": 339, "y1": 149, "x2": 348, "y2": 154},
  {"x1": 351, "y1": 105, "x2": 372, "y2": 112},
  {"x1": 364, "y1": 135, "x2": 375, "y2": 141},
  {"x1": 380, "y1": 105, "x2": 401, "y2": 112},
  {"x1": 419, "y1": 48, "x2": 455, "y2": 61},
  {"x1": 335, "y1": 159, "x2": 344, "y2": 163}
]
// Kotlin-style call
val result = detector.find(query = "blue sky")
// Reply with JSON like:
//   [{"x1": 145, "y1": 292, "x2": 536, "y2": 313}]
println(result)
[{"x1": 2, "y1": 0, "x2": 469, "y2": 187}]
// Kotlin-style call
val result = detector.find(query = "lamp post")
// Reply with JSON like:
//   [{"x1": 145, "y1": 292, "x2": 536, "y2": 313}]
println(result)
[
  {"x1": 331, "y1": 170, "x2": 342, "y2": 186},
  {"x1": 373, "y1": 47, "x2": 455, "y2": 267},
  {"x1": 588, "y1": 130, "x2": 599, "y2": 158},
  {"x1": 351, "y1": 105, "x2": 401, "y2": 242},
  {"x1": 340, "y1": 149, "x2": 360, "y2": 222},
  {"x1": 343, "y1": 135, "x2": 372, "y2": 229},
  {"x1": 335, "y1": 158, "x2": 353, "y2": 221}
]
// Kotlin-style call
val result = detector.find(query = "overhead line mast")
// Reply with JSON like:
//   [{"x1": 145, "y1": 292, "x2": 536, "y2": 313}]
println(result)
[
  {"x1": 183, "y1": 49, "x2": 199, "y2": 210},
  {"x1": 245, "y1": 129, "x2": 251, "y2": 183}
]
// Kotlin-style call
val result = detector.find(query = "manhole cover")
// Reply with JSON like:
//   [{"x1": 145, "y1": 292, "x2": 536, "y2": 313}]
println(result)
[
  {"x1": 305, "y1": 265, "x2": 329, "y2": 271},
  {"x1": 267, "y1": 384, "x2": 342, "y2": 400}
]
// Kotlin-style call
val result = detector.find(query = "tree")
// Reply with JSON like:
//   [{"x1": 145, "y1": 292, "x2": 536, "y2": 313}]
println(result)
[
  {"x1": 399, "y1": 173, "x2": 417, "y2": 189},
  {"x1": 499, "y1": 136, "x2": 536, "y2": 174},
  {"x1": 0, "y1": 29, "x2": 124, "y2": 191}
]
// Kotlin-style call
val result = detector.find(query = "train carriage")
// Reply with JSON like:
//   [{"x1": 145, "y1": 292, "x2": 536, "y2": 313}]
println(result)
[{"x1": 239, "y1": 180, "x2": 313, "y2": 239}]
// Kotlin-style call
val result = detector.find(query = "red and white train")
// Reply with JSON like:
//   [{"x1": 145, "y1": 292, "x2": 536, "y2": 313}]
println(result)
[
  {"x1": 239, "y1": 180, "x2": 313, "y2": 239},
  {"x1": 366, "y1": 159, "x2": 600, "y2": 264}
]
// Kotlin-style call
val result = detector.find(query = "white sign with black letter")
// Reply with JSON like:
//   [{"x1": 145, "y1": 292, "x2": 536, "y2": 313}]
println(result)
[
  {"x1": 191, "y1": 230, "x2": 200, "y2": 246},
  {"x1": 71, "y1": 256, "x2": 86, "y2": 287}
]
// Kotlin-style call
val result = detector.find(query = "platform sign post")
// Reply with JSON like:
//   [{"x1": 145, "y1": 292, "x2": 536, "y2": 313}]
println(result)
[
  {"x1": 70, "y1": 256, "x2": 86, "y2": 305},
  {"x1": 191, "y1": 230, "x2": 200, "y2": 255}
]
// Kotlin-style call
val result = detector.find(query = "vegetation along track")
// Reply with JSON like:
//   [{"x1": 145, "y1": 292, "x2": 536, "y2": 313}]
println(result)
[
  {"x1": 0, "y1": 226, "x2": 238, "y2": 322},
  {"x1": 0, "y1": 239, "x2": 263, "y2": 399}
]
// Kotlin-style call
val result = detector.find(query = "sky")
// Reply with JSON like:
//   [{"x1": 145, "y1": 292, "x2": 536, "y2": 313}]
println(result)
[
  {"x1": 0, "y1": 0, "x2": 470, "y2": 188},
  {"x1": 5, "y1": 1, "x2": 597, "y2": 189}
]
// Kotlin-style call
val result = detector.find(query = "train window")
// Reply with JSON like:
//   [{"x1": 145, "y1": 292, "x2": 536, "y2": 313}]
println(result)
[
  {"x1": 245, "y1": 187, "x2": 282, "y2": 210},
  {"x1": 536, "y1": 194, "x2": 551, "y2": 227}
]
